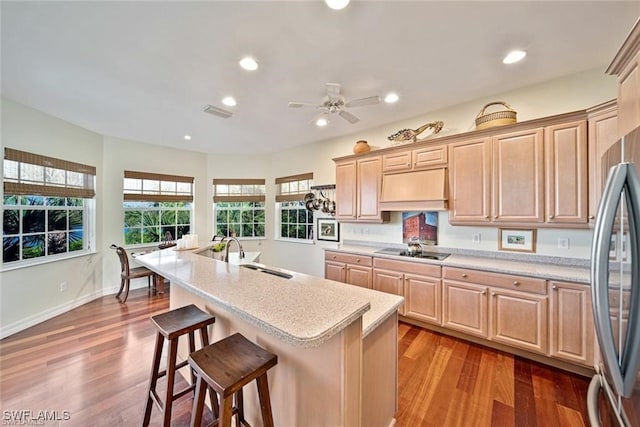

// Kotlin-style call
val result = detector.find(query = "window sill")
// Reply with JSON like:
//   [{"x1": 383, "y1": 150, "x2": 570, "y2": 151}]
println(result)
[
  {"x1": 1, "y1": 249, "x2": 97, "y2": 273},
  {"x1": 274, "y1": 237, "x2": 315, "y2": 245}
]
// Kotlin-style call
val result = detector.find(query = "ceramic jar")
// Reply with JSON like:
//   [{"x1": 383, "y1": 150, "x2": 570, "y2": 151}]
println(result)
[{"x1": 353, "y1": 140, "x2": 371, "y2": 154}]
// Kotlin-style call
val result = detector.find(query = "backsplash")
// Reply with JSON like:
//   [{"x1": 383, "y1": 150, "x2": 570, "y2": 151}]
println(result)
[{"x1": 340, "y1": 211, "x2": 593, "y2": 259}]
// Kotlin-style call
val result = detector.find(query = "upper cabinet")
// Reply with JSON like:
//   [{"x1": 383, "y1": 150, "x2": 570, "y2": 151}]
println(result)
[
  {"x1": 587, "y1": 101, "x2": 618, "y2": 224},
  {"x1": 544, "y1": 120, "x2": 588, "y2": 224},
  {"x1": 335, "y1": 156, "x2": 390, "y2": 223},
  {"x1": 607, "y1": 19, "x2": 640, "y2": 137},
  {"x1": 382, "y1": 144, "x2": 447, "y2": 173},
  {"x1": 449, "y1": 116, "x2": 588, "y2": 227}
]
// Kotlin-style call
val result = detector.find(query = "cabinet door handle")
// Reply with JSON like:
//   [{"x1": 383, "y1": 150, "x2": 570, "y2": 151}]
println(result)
[
  {"x1": 513, "y1": 281, "x2": 520, "y2": 286},
  {"x1": 407, "y1": 163, "x2": 411, "y2": 167},
  {"x1": 461, "y1": 273, "x2": 468, "y2": 278},
  {"x1": 548, "y1": 215, "x2": 555, "y2": 219},
  {"x1": 332, "y1": 255, "x2": 337, "y2": 259},
  {"x1": 552, "y1": 285, "x2": 557, "y2": 290},
  {"x1": 356, "y1": 259, "x2": 361, "y2": 263},
  {"x1": 588, "y1": 215, "x2": 595, "y2": 220},
  {"x1": 493, "y1": 215, "x2": 498, "y2": 219},
  {"x1": 491, "y1": 292, "x2": 496, "y2": 296},
  {"x1": 481, "y1": 290, "x2": 487, "y2": 295}
]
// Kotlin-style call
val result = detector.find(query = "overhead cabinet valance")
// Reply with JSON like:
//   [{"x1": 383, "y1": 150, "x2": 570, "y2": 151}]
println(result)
[{"x1": 379, "y1": 168, "x2": 448, "y2": 211}]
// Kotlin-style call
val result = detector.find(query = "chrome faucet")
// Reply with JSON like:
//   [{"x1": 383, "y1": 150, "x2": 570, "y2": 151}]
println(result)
[{"x1": 221, "y1": 236, "x2": 245, "y2": 262}]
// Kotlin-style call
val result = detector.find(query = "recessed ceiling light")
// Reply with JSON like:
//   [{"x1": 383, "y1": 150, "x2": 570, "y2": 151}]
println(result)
[
  {"x1": 325, "y1": 0, "x2": 350, "y2": 10},
  {"x1": 222, "y1": 96, "x2": 237, "y2": 107},
  {"x1": 503, "y1": 50, "x2": 527, "y2": 64},
  {"x1": 184, "y1": 135, "x2": 191, "y2": 141},
  {"x1": 239, "y1": 57, "x2": 258, "y2": 71},
  {"x1": 316, "y1": 117, "x2": 328, "y2": 127},
  {"x1": 384, "y1": 93, "x2": 399, "y2": 104}
]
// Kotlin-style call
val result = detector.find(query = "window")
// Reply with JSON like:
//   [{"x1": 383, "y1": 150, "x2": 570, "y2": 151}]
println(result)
[
  {"x1": 123, "y1": 171, "x2": 193, "y2": 246},
  {"x1": 213, "y1": 179, "x2": 265, "y2": 238},
  {"x1": 3, "y1": 148, "x2": 96, "y2": 264},
  {"x1": 275, "y1": 173, "x2": 314, "y2": 241}
]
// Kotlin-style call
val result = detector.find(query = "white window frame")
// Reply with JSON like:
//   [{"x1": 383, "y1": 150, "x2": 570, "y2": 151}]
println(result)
[
  {"x1": 274, "y1": 173, "x2": 314, "y2": 243},
  {"x1": 213, "y1": 179, "x2": 266, "y2": 240}
]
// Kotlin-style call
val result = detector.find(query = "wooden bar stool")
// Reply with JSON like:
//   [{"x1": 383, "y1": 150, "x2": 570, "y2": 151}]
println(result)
[
  {"x1": 188, "y1": 333, "x2": 278, "y2": 427},
  {"x1": 143, "y1": 304, "x2": 217, "y2": 427}
]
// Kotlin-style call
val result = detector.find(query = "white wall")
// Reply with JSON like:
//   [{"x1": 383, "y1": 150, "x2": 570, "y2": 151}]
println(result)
[
  {"x1": 0, "y1": 67, "x2": 615, "y2": 336},
  {"x1": 1, "y1": 99, "x2": 104, "y2": 336}
]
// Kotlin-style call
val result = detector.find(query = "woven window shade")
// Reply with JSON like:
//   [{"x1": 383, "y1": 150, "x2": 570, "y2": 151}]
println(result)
[
  {"x1": 213, "y1": 178, "x2": 266, "y2": 203},
  {"x1": 275, "y1": 172, "x2": 313, "y2": 202},
  {"x1": 124, "y1": 170, "x2": 194, "y2": 202},
  {"x1": 4, "y1": 148, "x2": 96, "y2": 198}
]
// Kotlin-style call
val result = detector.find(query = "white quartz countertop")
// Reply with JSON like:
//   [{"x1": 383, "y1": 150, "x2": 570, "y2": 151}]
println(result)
[
  {"x1": 135, "y1": 245, "x2": 403, "y2": 348},
  {"x1": 327, "y1": 244, "x2": 591, "y2": 284}
]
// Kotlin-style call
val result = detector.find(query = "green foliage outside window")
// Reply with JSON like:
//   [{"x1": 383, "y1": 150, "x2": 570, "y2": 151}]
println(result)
[
  {"x1": 280, "y1": 201, "x2": 313, "y2": 240},
  {"x1": 2, "y1": 196, "x2": 85, "y2": 263},
  {"x1": 215, "y1": 202, "x2": 265, "y2": 238},
  {"x1": 123, "y1": 201, "x2": 191, "y2": 245}
]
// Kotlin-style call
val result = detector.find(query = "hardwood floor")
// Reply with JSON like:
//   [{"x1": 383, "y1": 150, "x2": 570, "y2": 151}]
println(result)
[{"x1": 0, "y1": 287, "x2": 590, "y2": 426}]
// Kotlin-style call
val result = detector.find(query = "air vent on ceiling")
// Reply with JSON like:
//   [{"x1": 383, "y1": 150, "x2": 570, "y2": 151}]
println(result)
[{"x1": 203, "y1": 104, "x2": 233, "y2": 118}]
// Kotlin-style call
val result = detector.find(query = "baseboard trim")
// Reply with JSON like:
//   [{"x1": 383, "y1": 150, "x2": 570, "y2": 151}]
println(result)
[{"x1": 1, "y1": 289, "x2": 104, "y2": 339}]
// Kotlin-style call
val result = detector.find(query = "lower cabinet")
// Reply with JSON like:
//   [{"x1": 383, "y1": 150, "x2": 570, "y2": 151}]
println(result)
[
  {"x1": 443, "y1": 267, "x2": 548, "y2": 356},
  {"x1": 372, "y1": 257, "x2": 442, "y2": 320},
  {"x1": 549, "y1": 280, "x2": 594, "y2": 366},
  {"x1": 326, "y1": 251, "x2": 594, "y2": 369},
  {"x1": 324, "y1": 251, "x2": 373, "y2": 289}
]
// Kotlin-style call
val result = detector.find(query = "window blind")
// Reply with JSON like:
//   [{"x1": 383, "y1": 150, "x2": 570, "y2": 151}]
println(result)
[
  {"x1": 3, "y1": 148, "x2": 96, "y2": 198},
  {"x1": 213, "y1": 178, "x2": 265, "y2": 203},
  {"x1": 275, "y1": 172, "x2": 313, "y2": 202},
  {"x1": 124, "y1": 170, "x2": 194, "y2": 203}
]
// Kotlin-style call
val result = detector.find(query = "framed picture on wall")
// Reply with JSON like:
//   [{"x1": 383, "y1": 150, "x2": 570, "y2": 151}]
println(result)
[
  {"x1": 317, "y1": 218, "x2": 339, "y2": 242},
  {"x1": 498, "y1": 228, "x2": 536, "y2": 253}
]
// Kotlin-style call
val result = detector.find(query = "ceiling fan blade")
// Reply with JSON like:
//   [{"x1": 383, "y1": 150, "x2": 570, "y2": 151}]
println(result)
[
  {"x1": 339, "y1": 110, "x2": 360, "y2": 124},
  {"x1": 288, "y1": 102, "x2": 320, "y2": 108},
  {"x1": 345, "y1": 96, "x2": 381, "y2": 108}
]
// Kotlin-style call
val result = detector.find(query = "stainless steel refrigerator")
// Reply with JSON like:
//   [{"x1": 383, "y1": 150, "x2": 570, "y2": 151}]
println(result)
[{"x1": 588, "y1": 125, "x2": 640, "y2": 426}]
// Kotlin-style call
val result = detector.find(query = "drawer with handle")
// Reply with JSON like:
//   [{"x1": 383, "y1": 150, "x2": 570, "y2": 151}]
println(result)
[
  {"x1": 325, "y1": 251, "x2": 373, "y2": 267},
  {"x1": 443, "y1": 266, "x2": 546, "y2": 295}
]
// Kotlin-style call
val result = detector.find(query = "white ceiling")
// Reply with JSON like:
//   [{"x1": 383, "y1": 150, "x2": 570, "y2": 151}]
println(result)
[{"x1": 2, "y1": 1, "x2": 639, "y2": 155}]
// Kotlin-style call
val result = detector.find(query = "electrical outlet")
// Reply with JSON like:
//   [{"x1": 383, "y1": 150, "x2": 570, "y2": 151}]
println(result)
[
  {"x1": 59, "y1": 281, "x2": 67, "y2": 292},
  {"x1": 472, "y1": 233, "x2": 481, "y2": 244},
  {"x1": 557, "y1": 238, "x2": 569, "y2": 249}
]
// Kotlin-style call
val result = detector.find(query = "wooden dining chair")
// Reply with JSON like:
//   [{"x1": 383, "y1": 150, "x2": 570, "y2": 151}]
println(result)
[{"x1": 111, "y1": 244, "x2": 155, "y2": 303}]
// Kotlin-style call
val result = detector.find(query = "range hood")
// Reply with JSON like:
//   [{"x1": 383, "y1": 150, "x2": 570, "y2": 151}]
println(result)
[{"x1": 379, "y1": 168, "x2": 448, "y2": 211}]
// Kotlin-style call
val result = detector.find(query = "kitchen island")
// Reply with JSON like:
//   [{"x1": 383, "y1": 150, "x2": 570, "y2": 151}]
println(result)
[{"x1": 136, "y1": 245, "x2": 403, "y2": 427}]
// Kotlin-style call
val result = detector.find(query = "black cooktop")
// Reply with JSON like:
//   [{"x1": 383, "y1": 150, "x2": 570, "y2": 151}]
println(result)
[{"x1": 374, "y1": 248, "x2": 450, "y2": 261}]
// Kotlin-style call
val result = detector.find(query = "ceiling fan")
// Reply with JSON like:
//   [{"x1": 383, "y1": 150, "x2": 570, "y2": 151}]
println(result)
[{"x1": 288, "y1": 83, "x2": 381, "y2": 125}]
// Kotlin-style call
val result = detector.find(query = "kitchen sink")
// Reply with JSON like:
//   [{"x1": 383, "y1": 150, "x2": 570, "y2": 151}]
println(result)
[{"x1": 240, "y1": 264, "x2": 293, "y2": 279}]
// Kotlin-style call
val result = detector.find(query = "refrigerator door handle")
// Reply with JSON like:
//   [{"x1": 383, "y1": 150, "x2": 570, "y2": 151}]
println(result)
[
  {"x1": 591, "y1": 163, "x2": 629, "y2": 396},
  {"x1": 619, "y1": 164, "x2": 640, "y2": 397}
]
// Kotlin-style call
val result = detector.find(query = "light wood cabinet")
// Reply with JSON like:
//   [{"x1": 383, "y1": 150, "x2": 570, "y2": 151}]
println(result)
[
  {"x1": 544, "y1": 120, "x2": 588, "y2": 224},
  {"x1": 448, "y1": 129, "x2": 545, "y2": 225},
  {"x1": 443, "y1": 266, "x2": 548, "y2": 355},
  {"x1": 607, "y1": 19, "x2": 640, "y2": 137},
  {"x1": 335, "y1": 156, "x2": 389, "y2": 223},
  {"x1": 616, "y1": 50, "x2": 640, "y2": 137},
  {"x1": 382, "y1": 144, "x2": 447, "y2": 173},
  {"x1": 489, "y1": 288, "x2": 548, "y2": 354},
  {"x1": 448, "y1": 137, "x2": 491, "y2": 223},
  {"x1": 443, "y1": 280, "x2": 488, "y2": 338},
  {"x1": 588, "y1": 101, "x2": 619, "y2": 224},
  {"x1": 492, "y1": 127, "x2": 544, "y2": 223},
  {"x1": 404, "y1": 274, "x2": 441, "y2": 325},
  {"x1": 549, "y1": 281, "x2": 594, "y2": 367},
  {"x1": 373, "y1": 269, "x2": 405, "y2": 315},
  {"x1": 324, "y1": 251, "x2": 373, "y2": 289},
  {"x1": 450, "y1": 120, "x2": 588, "y2": 227},
  {"x1": 372, "y1": 257, "x2": 442, "y2": 322}
]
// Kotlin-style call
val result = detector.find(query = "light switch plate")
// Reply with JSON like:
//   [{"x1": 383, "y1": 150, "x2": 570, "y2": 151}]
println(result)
[{"x1": 472, "y1": 233, "x2": 481, "y2": 243}]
